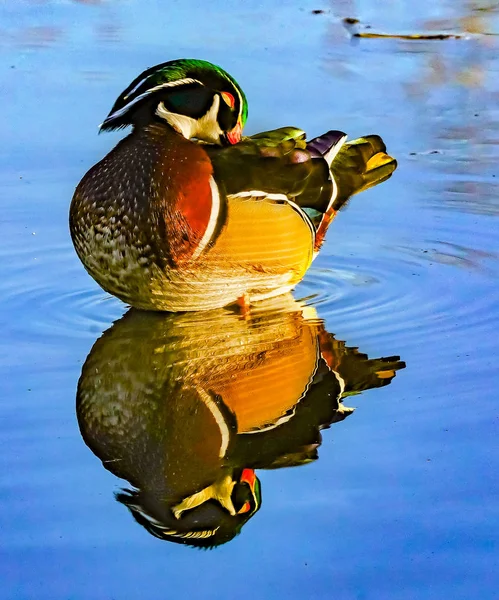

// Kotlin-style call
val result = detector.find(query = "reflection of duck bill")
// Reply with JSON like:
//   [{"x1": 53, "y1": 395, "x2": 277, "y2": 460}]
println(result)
[
  {"x1": 77, "y1": 293, "x2": 405, "y2": 546},
  {"x1": 235, "y1": 469, "x2": 260, "y2": 515}
]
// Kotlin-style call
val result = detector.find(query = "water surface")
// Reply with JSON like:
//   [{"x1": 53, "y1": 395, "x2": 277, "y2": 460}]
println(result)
[{"x1": 1, "y1": 1, "x2": 498, "y2": 598}]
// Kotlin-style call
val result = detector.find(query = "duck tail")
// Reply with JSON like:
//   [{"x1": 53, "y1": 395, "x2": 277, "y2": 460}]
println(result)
[
  {"x1": 312, "y1": 133, "x2": 397, "y2": 251},
  {"x1": 330, "y1": 135, "x2": 397, "y2": 210}
]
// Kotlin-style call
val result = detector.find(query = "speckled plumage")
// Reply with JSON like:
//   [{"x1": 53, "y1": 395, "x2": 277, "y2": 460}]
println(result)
[{"x1": 71, "y1": 124, "x2": 320, "y2": 310}]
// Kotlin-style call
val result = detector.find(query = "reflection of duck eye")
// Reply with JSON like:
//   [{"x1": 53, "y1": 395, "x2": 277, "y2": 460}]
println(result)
[
  {"x1": 221, "y1": 91, "x2": 235, "y2": 108},
  {"x1": 232, "y1": 482, "x2": 252, "y2": 513}
]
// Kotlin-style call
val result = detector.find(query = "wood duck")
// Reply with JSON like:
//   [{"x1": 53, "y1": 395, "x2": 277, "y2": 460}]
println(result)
[
  {"x1": 70, "y1": 58, "x2": 397, "y2": 311},
  {"x1": 77, "y1": 295, "x2": 405, "y2": 546}
]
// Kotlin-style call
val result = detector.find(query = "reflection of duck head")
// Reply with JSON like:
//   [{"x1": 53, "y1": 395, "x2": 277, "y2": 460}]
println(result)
[
  {"x1": 116, "y1": 467, "x2": 260, "y2": 547},
  {"x1": 76, "y1": 295, "x2": 404, "y2": 546}
]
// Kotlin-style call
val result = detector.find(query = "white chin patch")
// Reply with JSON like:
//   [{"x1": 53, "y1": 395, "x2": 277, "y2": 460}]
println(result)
[
  {"x1": 156, "y1": 94, "x2": 223, "y2": 144},
  {"x1": 156, "y1": 105, "x2": 197, "y2": 139}
]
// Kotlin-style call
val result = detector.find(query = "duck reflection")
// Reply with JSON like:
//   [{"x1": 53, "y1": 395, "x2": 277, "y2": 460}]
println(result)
[{"x1": 76, "y1": 295, "x2": 404, "y2": 547}]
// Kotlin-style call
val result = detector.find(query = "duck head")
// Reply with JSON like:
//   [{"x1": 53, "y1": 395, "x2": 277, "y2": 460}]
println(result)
[{"x1": 100, "y1": 58, "x2": 248, "y2": 145}]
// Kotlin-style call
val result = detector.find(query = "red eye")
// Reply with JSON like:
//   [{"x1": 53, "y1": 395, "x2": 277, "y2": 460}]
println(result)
[{"x1": 221, "y1": 91, "x2": 235, "y2": 108}]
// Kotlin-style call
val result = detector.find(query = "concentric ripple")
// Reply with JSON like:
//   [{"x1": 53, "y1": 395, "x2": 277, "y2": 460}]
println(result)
[
  {"x1": 1, "y1": 239, "x2": 124, "y2": 344},
  {"x1": 296, "y1": 249, "x2": 499, "y2": 362},
  {"x1": 2, "y1": 225, "x2": 499, "y2": 369}
]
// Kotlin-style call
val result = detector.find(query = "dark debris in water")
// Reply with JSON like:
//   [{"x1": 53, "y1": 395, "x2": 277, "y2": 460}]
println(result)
[
  {"x1": 343, "y1": 17, "x2": 466, "y2": 40},
  {"x1": 311, "y1": 9, "x2": 326, "y2": 15},
  {"x1": 409, "y1": 150, "x2": 442, "y2": 156},
  {"x1": 354, "y1": 32, "x2": 464, "y2": 40}
]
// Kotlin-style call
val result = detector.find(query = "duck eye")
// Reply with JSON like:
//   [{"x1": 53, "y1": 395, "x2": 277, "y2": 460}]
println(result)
[{"x1": 221, "y1": 92, "x2": 235, "y2": 108}]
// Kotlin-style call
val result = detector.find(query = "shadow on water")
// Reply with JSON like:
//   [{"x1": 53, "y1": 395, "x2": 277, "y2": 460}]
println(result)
[{"x1": 76, "y1": 294, "x2": 404, "y2": 547}]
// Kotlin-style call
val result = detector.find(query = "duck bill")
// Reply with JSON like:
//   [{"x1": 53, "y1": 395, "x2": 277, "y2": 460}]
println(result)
[{"x1": 224, "y1": 119, "x2": 242, "y2": 145}]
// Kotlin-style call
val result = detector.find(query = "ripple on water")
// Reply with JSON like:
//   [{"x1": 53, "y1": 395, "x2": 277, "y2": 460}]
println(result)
[
  {"x1": 3, "y1": 232, "x2": 499, "y2": 358},
  {"x1": 297, "y1": 252, "x2": 499, "y2": 355},
  {"x1": 1, "y1": 241, "x2": 124, "y2": 342}
]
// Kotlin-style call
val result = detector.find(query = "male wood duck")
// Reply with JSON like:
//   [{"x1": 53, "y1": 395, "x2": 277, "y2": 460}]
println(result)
[{"x1": 70, "y1": 58, "x2": 396, "y2": 311}]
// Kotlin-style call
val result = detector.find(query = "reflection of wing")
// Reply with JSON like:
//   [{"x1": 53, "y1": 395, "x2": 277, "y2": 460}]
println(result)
[
  {"x1": 229, "y1": 333, "x2": 405, "y2": 470},
  {"x1": 206, "y1": 318, "x2": 320, "y2": 433},
  {"x1": 340, "y1": 353, "x2": 406, "y2": 396},
  {"x1": 317, "y1": 334, "x2": 406, "y2": 395}
]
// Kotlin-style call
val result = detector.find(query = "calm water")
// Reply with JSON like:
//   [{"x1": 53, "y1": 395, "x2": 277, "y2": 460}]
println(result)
[{"x1": 1, "y1": 1, "x2": 498, "y2": 598}]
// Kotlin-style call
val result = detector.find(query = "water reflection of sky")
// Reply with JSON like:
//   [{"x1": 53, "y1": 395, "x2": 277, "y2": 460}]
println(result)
[{"x1": 1, "y1": 1, "x2": 499, "y2": 599}]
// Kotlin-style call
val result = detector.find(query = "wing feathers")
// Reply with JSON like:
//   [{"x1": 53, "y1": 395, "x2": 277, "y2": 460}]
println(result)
[{"x1": 307, "y1": 130, "x2": 348, "y2": 166}]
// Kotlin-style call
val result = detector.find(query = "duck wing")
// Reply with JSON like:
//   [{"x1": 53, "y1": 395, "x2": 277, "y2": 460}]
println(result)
[{"x1": 206, "y1": 127, "x2": 396, "y2": 251}]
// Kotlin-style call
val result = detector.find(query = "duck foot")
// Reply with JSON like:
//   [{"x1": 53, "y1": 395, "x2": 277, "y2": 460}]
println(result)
[{"x1": 236, "y1": 293, "x2": 251, "y2": 318}]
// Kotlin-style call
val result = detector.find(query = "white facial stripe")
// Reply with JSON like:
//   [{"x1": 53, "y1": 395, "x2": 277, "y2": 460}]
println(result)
[
  {"x1": 191, "y1": 176, "x2": 221, "y2": 260},
  {"x1": 102, "y1": 78, "x2": 203, "y2": 125},
  {"x1": 123, "y1": 76, "x2": 201, "y2": 100}
]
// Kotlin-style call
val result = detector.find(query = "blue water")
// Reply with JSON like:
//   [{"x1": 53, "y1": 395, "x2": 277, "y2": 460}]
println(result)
[{"x1": 1, "y1": 1, "x2": 498, "y2": 598}]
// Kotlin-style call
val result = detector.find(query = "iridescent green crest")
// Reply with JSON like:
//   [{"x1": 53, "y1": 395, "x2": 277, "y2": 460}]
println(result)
[{"x1": 102, "y1": 58, "x2": 248, "y2": 132}]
